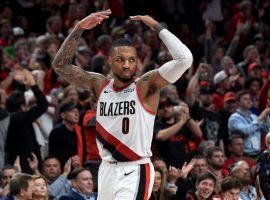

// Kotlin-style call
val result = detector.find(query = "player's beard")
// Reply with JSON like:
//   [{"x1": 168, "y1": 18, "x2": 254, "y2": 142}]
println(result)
[{"x1": 113, "y1": 71, "x2": 135, "y2": 83}]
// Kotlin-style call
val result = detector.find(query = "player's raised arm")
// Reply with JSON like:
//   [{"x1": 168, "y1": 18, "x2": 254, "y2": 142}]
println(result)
[
  {"x1": 52, "y1": 10, "x2": 111, "y2": 94},
  {"x1": 130, "y1": 15, "x2": 193, "y2": 89}
]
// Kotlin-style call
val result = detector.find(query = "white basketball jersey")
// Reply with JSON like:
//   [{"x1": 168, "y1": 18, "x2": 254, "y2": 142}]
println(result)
[{"x1": 96, "y1": 79, "x2": 155, "y2": 162}]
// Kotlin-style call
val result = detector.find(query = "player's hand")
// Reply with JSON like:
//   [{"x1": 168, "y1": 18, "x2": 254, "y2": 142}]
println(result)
[
  {"x1": 77, "y1": 9, "x2": 111, "y2": 30},
  {"x1": 130, "y1": 15, "x2": 158, "y2": 30}
]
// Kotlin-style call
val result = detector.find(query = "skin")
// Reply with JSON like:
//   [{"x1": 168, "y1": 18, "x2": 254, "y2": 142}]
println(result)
[
  {"x1": 72, "y1": 170, "x2": 93, "y2": 198},
  {"x1": 238, "y1": 93, "x2": 252, "y2": 111},
  {"x1": 60, "y1": 108, "x2": 80, "y2": 131},
  {"x1": 191, "y1": 159, "x2": 209, "y2": 178},
  {"x1": 65, "y1": 89, "x2": 79, "y2": 104},
  {"x1": 42, "y1": 158, "x2": 61, "y2": 182},
  {"x1": 20, "y1": 180, "x2": 34, "y2": 200},
  {"x1": 196, "y1": 179, "x2": 215, "y2": 200},
  {"x1": 1, "y1": 168, "x2": 16, "y2": 186},
  {"x1": 228, "y1": 138, "x2": 244, "y2": 157},
  {"x1": 153, "y1": 171, "x2": 162, "y2": 192},
  {"x1": 52, "y1": 10, "x2": 170, "y2": 114},
  {"x1": 33, "y1": 178, "x2": 48, "y2": 200},
  {"x1": 222, "y1": 188, "x2": 240, "y2": 200},
  {"x1": 153, "y1": 159, "x2": 168, "y2": 179},
  {"x1": 209, "y1": 151, "x2": 225, "y2": 169},
  {"x1": 223, "y1": 100, "x2": 237, "y2": 114}
]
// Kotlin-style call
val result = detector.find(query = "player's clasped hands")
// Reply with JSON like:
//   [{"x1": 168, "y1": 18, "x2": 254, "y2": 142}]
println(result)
[
  {"x1": 77, "y1": 9, "x2": 158, "y2": 31},
  {"x1": 77, "y1": 9, "x2": 112, "y2": 30}
]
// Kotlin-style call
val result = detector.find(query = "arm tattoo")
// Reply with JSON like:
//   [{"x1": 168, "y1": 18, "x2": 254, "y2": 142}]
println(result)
[
  {"x1": 52, "y1": 27, "x2": 98, "y2": 90},
  {"x1": 52, "y1": 28, "x2": 83, "y2": 69},
  {"x1": 142, "y1": 75, "x2": 150, "y2": 81}
]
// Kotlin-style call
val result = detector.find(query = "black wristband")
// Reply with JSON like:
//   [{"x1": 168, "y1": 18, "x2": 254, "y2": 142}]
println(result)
[{"x1": 153, "y1": 23, "x2": 165, "y2": 33}]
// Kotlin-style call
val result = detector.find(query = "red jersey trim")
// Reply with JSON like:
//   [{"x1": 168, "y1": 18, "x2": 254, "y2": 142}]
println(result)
[
  {"x1": 135, "y1": 84, "x2": 156, "y2": 115},
  {"x1": 96, "y1": 121, "x2": 141, "y2": 161},
  {"x1": 144, "y1": 164, "x2": 151, "y2": 200},
  {"x1": 97, "y1": 79, "x2": 110, "y2": 100}
]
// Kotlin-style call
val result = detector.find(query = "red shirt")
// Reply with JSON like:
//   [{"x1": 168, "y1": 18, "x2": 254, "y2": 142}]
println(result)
[
  {"x1": 223, "y1": 157, "x2": 255, "y2": 171},
  {"x1": 213, "y1": 92, "x2": 224, "y2": 112},
  {"x1": 83, "y1": 110, "x2": 101, "y2": 161}
]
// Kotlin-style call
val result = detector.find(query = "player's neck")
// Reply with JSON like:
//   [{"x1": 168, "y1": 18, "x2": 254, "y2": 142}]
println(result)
[{"x1": 113, "y1": 78, "x2": 134, "y2": 89}]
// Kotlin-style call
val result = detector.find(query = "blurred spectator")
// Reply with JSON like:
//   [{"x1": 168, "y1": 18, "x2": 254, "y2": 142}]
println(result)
[
  {"x1": 197, "y1": 140, "x2": 215, "y2": 157},
  {"x1": 50, "y1": 76, "x2": 69, "y2": 101},
  {"x1": 110, "y1": 26, "x2": 125, "y2": 40},
  {"x1": 247, "y1": 62, "x2": 262, "y2": 79},
  {"x1": 175, "y1": 155, "x2": 208, "y2": 199},
  {"x1": 149, "y1": 167, "x2": 174, "y2": 200},
  {"x1": 49, "y1": 101, "x2": 84, "y2": 168},
  {"x1": 244, "y1": 77, "x2": 263, "y2": 115},
  {"x1": 32, "y1": 175, "x2": 49, "y2": 200},
  {"x1": 143, "y1": 29, "x2": 160, "y2": 60},
  {"x1": 187, "y1": 69, "x2": 224, "y2": 149},
  {"x1": 42, "y1": 156, "x2": 72, "y2": 199},
  {"x1": 1, "y1": 173, "x2": 34, "y2": 200},
  {"x1": 94, "y1": 35, "x2": 112, "y2": 59},
  {"x1": 206, "y1": 147, "x2": 228, "y2": 194},
  {"x1": 237, "y1": 45, "x2": 261, "y2": 78},
  {"x1": 256, "y1": 132, "x2": 270, "y2": 200},
  {"x1": 258, "y1": 76, "x2": 270, "y2": 114},
  {"x1": 202, "y1": 0, "x2": 223, "y2": 25},
  {"x1": 228, "y1": 90, "x2": 270, "y2": 158},
  {"x1": 223, "y1": 135, "x2": 255, "y2": 174},
  {"x1": 0, "y1": 19, "x2": 13, "y2": 47},
  {"x1": 213, "y1": 70, "x2": 229, "y2": 111},
  {"x1": 185, "y1": 172, "x2": 216, "y2": 200},
  {"x1": 90, "y1": 55, "x2": 108, "y2": 76},
  {"x1": 81, "y1": 93, "x2": 100, "y2": 192},
  {"x1": 154, "y1": 94, "x2": 202, "y2": 168},
  {"x1": 75, "y1": 45, "x2": 93, "y2": 70},
  {"x1": 230, "y1": 160, "x2": 264, "y2": 200},
  {"x1": 58, "y1": 167, "x2": 97, "y2": 200},
  {"x1": 45, "y1": 16, "x2": 64, "y2": 42},
  {"x1": 5, "y1": 69, "x2": 48, "y2": 173},
  {"x1": 226, "y1": 0, "x2": 259, "y2": 55},
  {"x1": 0, "y1": 165, "x2": 17, "y2": 197},
  {"x1": 214, "y1": 177, "x2": 242, "y2": 200},
  {"x1": 220, "y1": 56, "x2": 244, "y2": 92},
  {"x1": 62, "y1": 86, "x2": 79, "y2": 105},
  {"x1": 0, "y1": 89, "x2": 9, "y2": 168},
  {"x1": 218, "y1": 91, "x2": 237, "y2": 155},
  {"x1": 204, "y1": 20, "x2": 224, "y2": 75},
  {"x1": 30, "y1": 95, "x2": 56, "y2": 160}
]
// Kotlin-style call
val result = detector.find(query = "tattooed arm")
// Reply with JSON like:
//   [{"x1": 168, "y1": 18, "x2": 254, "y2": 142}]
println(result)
[{"x1": 52, "y1": 10, "x2": 111, "y2": 96}]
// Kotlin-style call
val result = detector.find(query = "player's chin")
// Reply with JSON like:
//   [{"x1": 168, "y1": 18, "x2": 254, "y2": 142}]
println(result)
[{"x1": 118, "y1": 75, "x2": 134, "y2": 83}]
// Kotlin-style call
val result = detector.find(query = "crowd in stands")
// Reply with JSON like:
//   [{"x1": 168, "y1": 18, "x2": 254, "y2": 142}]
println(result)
[{"x1": 0, "y1": 0, "x2": 270, "y2": 199}]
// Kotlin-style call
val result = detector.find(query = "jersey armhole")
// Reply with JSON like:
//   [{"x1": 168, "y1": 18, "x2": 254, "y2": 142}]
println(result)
[
  {"x1": 97, "y1": 79, "x2": 110, "y2": 100},
  {"x1": 135, "y1": 83, "x2": 156, "y2": 115}
]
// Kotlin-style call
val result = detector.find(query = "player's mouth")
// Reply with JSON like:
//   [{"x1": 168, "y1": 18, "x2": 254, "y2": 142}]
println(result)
[{"x1": 122, "y1": 70, "x2": 131, "y2": 77}]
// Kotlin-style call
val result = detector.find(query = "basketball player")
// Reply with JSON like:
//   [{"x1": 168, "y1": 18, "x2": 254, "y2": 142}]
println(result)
[{"x1": 52, "y1": 9, "x2": 193, "y2": 200}]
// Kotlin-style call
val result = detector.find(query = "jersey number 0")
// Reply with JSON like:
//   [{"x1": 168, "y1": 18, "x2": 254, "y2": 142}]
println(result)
[{"x1": 122, "y1": 117, "x2": 129, "y2": 134}]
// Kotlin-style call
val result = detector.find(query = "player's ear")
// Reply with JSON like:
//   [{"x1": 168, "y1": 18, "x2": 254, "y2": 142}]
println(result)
[{"x1": 108, "y1": 56, "x2": 112, "y2": 65}]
